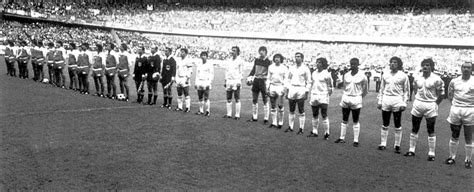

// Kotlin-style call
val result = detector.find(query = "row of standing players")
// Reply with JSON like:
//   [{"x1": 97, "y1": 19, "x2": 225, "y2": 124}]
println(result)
[{"x1": 3, "y1": 42, "x2": 473, "y2": 169}]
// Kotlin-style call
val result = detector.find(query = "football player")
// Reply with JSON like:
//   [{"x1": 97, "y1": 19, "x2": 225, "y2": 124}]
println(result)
[
  {"x1": 77, "y1": 43, "x2": 91, "y2": 94},
  {"x1": 195, "y1": 51, "x2": 214, "y2": 116},
  {"x1": 335, "y1": 58, "x2": 368, "y2": 147},
  {"x1": 66, "y1": 43, "x2": 79, "y2": 91},
  {"x1": 134, "y1": 46, "x2": 148, "y2": 104},
  {"x1": 16, "y1": 41, "x2": 30, "y2": 79},
  {"x1": 223, "y1": 46, "x2": 244, "y2": 120},
  {"x1": 405, "y1": 58, "x2": 444, "y2": 161},
  {"x1": 105, "y1": 43, "x2": 118, "y2": 99},
  {"x1": 248, "y1": 46, "x2": 271, "y2": 124},
  {"x1": 308, "y1": 57, "x2": 333, "y2": 139},
  {"x1": 267, "y1": 53, "x2": 288, "y2": 129},
  {"x1": 91, "y1": 44, "x2": 106, "y2": 97},
  {"x1": 445, "y1": 62, "x2": 474, "y2": 169},
  {"x1": 377, "y1": 57, "x2": 410, "y2": 153},
  {"x1": 284, "y1": 52, "x2": 311, "y2": 135},
  {"x1": 160, "y1": 47, "x2": 176, "y2": 108},
  {"x1": 4, "y1": 40, "x2": 17, "y2": 77},
  {"x1": 146, "y1": 45, "x2": 161, "y2": 105},
  {"x1": 53, "y1": 41, "x2": 66, "y2": 88},
  {"x1": 45, "y1": 42, "x2": 55, "y2": 85},
  {"x1": 117, "y1": 43, "x2": 132, "y2": 101},
  {"x1": 175, "y1": 48, "x2": 193, "y2": 112}
]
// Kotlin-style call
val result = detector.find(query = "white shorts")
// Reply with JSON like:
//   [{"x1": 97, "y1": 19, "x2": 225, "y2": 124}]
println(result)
[
  {"x1": 411, "y1": 100, "x2": 438, "y2": 118},
  {"x1": 447, "y1": 106, "x2": 474, "y2": 126},
  {"x1": 287, "y1": 86, "x2": 307, "y2": 100},
  {"x1": 195, "y1": 80, "x2": 212, "y2": 90},
  {"x1": 381, "y1": 95, "x2": 406, "y2": 112},
  {"x1": 176, "y1": 76, "x2": 189, "y2": 87},
  {"x1": 269, "y1": 85, "x2": 285, "y2": 97},
  {"x1": 310, "y1": 94, "x2": 329, "y2": 106},
  {"x1": 339, "y1": 95, "x2": 362, "y2": 109},
  {"x1": 226, "y1": 79, "x2": 241, "y2": 91}
]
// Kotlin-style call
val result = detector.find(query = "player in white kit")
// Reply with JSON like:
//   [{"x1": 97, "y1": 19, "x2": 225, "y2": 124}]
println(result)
[
  {"x1": 175, "y1": 48, "x2": 194, "y2": 112},
  {"x1": 377, "y1": 57, "x2": 410, "y2": 153},
  {"x1": 404, "y1": 58, "x2": 444, "y2": 161},
  {"x1": 223, "y1": 46, "x2": 244, "y2": 120},
  {"x1": 267, "y1": 54, "x2": 288, "y2": 129},
  {"x1": 284, "y1": 52, "x2": 311, "y2": 135},
  {"x1": 335, "y1": 58, "x2": 368, "y2": 147},
  {"x1": 445, "y1": 62, "x2": 473, "y2": 169},
  {"x1": 194, "y1": 51, "x2": 214, "y2": 116},
  {"x1": 308, "y1": 57, "x2": 333, "y2": 139}
]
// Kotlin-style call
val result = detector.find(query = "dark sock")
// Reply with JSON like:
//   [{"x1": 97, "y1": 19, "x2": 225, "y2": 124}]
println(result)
[
  {"x1": 148, "y1": 94, "x2": 152, "y2": 104},
  {"x1": 163, "y1": 96, "x2": 168, "y2": 105},
  {"x1": 168, "y1": 97, "x2": 172, "y2": 106},
  {"x1": 153, "y1": 95, "x2": 157, "y2": 104}
]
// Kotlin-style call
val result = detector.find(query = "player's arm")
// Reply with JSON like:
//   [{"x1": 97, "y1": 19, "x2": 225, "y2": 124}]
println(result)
[
  {"x1": 435, "y1": 79, "x2": 445, "y2": 105},
  {"x1": 326, "y1": 74, "x2": 333, "y2": 96},
  {"x1": 361, "y1": 75, "x2": 368, "y2": 98},
  {"x1": 266, "y1": 67, "x2": 272, "y2": 91},
  {"x1": 304, "y1": 68, "x2": 312, "y2": 100},
  {"x1": 402, "y1": 75, "x2": 410, "y2": 105},
  {"x1": 447, "y1": 80, "x2": 455, "y2": 102},
  {"x1": 248, "y1": 60, "x2": 256, "y2": 77}
]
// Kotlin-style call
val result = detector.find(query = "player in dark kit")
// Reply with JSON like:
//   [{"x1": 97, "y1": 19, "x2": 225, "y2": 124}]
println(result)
[
  {"x1": 146, "y1": 46, "x2": 162, "y2": 105},
  {"x1": 134, "y1": 46, "x2": 148, "y2": 103},
  {"x1": 248, "y1": 46, "x2": 271, "y2": 124},
  {"x1": 160, "y1": 47, "x2": 176, "y2": 108},
  {"x1": 17, "y1": 41, "x2": 30, "y2": 79},
  {"x1": 105, "y1": 43, "x2": 118, "y2": 99},
  {"x1": 4, "y1": 40, "x2": 17, "y2": 77}
]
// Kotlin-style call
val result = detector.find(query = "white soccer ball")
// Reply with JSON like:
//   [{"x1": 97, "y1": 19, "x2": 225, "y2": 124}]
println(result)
[
  {"x1": 152, "y1": 72, "x2": 161, "y2": 81},
  {"x1": 246, "y1": 76, "x2": 254, "y2": 86},
  {"x1": 117, "y1": 94, "x2": 126, "y2": 101},
  {"x1": 42, "y1": 78, "x2": 49, "y2": 83}
]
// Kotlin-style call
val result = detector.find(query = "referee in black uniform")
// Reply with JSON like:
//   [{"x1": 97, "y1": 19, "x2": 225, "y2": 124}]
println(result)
[
  {"x1": 160, "y1": 47, "x2": 176, "y2": 108},
  {"x1": 146, "y1": 46, "x2": 162, "y2": 105},
  {"x1": 134, "y1": 46, "x2": 148, "y2": 104}
]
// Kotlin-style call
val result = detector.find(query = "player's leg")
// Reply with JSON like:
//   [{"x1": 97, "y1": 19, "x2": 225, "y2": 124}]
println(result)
[
  {"x1": 392, "y1": 111, "x2": 403, "y2": 153},
  {"x1": 277, "y1": 94, "x2": 285, "y2": 128},
  {"x1": 320, "y1": 104, "x2": 330, "y2": 139},
  {"x1": 147, "y1": 80, "x2": 153, "y2": 104},
  {"x1": 296, "y1": 98, "x2": 306, "y2": 134},
  {"x1": 197, "y1": 89, "x2": 204, "y2": 114},
  {"x1": 309, "y1": 105, "x2": 320, "y2": 137},
  {"x1": 352, "y1": 108, "x2": 361, "y2": 147},
  {"x1": 83, "y1": 72, "x2": 90, "y2": 94},
  {"x1": 176, "y1": 86, "x2": 183, "y2": 110},
  {"x1": 405, "y1": 115, "x2": 422, "y2": 156},
  {"x1": 122, "y1": 76, "x2": 129, "y2": 101},
  {"x1": 286, "y1": 99, "x2": 296, "y2": 132},
  {"x1": 69, "y1": 69, "x2": 74, "y2": 90},
  {"x1": 161, "y1": 83, "x2": 168, "y2": 107},
  {"x1": 234, "y1": 87, "x2": 241, "y2": 119},
  {"x1": 224, "y1": 89, "x2": 233, "y2": 118},
  {"x1": 261, "y1": 83, "x2": 269, "y2": 124},
  {"x1": 203, "y1": 88, "x2": 210, "y2": 116},
  {"x1": 464, "y1": 125, "x2": 473, "y2": 168},
  {"x1": 426, "y1": 116, "x2": 437, "y2": 161},
  {"x1": 336, "y1": 107, "x2": 351, "y2": 143},
  {"x1": 61, "y1": 68, "x2": 66, "y2": 88},
  {"x1": 93, "y1": 76, "x2": 100, "y2": 96},
  {"x1": 152, "y1": 81, "x2": 158, "y2": 105},
  {"x1": 99, "y1": 76, "x2": 105, "y2": 97},
  {"x1": 379, "y1": 110, "x2": 391, "y2": 149},
  {"x1": 269, "y1": 95, "x2": 278, "y2": 127},
  {"x1": 184, "y1": 86, "x2": 191, "y2": 112},
  {"x1": 250, "y1": 91, "x2": 259, "y2": 121},
  {"x1": 446, "y1": 124, "x2": 461, "y2": 165}
]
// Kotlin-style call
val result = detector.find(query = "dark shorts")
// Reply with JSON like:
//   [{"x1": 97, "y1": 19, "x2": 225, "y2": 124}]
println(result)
[
  {"x1": 226, "y1": 86, "x2": 241, "y2": 100},
  {"x1": 251, "y1": 78, "x2": 267, "y2": 93}
]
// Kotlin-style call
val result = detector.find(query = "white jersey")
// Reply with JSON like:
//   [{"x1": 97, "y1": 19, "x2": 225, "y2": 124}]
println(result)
[
  {"x1": 287, "y1": 64, "x2": 311, "y2": 90},
  {"x1": 195, "y1": 61, "x2": 214, "y2": 83},
  {"x1": 342, "y1": 70, "x2": 368, "y2": 97},
  {"x1": 448, "y1": 76, "x2": 474, "y2": 108},
  {"x1": 267, "y1": 63, "x2": 288, "y2": 88},
  {"x1": 225, "y1": 56, "x2": 244, "y2": 81},
  {"x1": 377, "y1": 70, "x2": 410, "y2": 105},
  {"x1": 414, "y1": 73, "x2": 444, "y2": 102},
  {"x1": 311, "y1": 69, "x2": 333, "y2": 95},
  {"x1": 176, "y1": 56, "x2": 193, "y2": 78}
]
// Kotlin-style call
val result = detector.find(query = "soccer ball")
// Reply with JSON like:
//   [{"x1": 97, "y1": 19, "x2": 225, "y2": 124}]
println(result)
[
  {"x1": 246, "y1": 76, "x2": 254, "y2": 86},
  {"x1": 117, "y1": 94, "x2": 126, "y2": 101},
  {"x1": 152, "y1": 72, "x2": 161, "y2": 81},
  {"x1": 42, "y1": 78, "x2": 49, "y2": 83}
]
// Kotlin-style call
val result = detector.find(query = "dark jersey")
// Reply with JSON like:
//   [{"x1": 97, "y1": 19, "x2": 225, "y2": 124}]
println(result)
[
  {"x1": 249, "y1": 57, "x2": 271, "y2": 79},
  {"x1": 161, "y1": 56, "x2": 176, "y2": 84},
  {"x1": 147, "y1": 54, "x2": 162, "y2": 80},
  {"x1": 134, "y1": 55, "x2": 148, "y2": 79}
]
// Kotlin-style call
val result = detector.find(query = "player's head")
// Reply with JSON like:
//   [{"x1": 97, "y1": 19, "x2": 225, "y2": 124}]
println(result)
[
  {"x1": 273, "y1": 53, "x2": 284, "y2": 64},
  {"x1": 8, "y1": 40, "x2": 14, "y2": 47},
  {"x1": 69, "y1": 42, "x2": 76, "y2": 50},
  {"x1": 37, "y1": 40, "x2": 43, "y2": 48},
  {"x1": 138, "y1": 46, "x2": 145, "y2": 54},
  {"x1": 295, "y1": 52, "x2": 304, "y2": 64},
  {"x1": 316, "y1": 57, "x2": 328, "y2": 70},
  {"x1": 350, "y1": 58, "x2": 359, "y2": 70},
  {"x1": 151, "y1": 45, "x2": 158, "y2": 54},
  {"x1": 258, "y1": 46, "x2": 267, "y2": 57},
  {"x1": 106, "y1": 43, "x2": 114, "y2": 51},
  {"x1": 47, "y1": 42, "x2": 54, "y2": 48},
  {"x1": 461, "y1": 61, "x2": 472, "y2": 77},
  {"x1": 80, "y1": 43, "x2": 89, "y2": 51},
  {"x1": 200, "y1": 51, "x2": 208, "y2": 61},
  {"x1": 421, "y1": 58, "x2": 435, "y2": 72},
  {"x1": 96, "y1": 44, "x2": 103, "y2": 53},
  {"x1": 231, "y1": 46, "x2": 240, "y2": 57},
  {"x1": 180, "y1": 48, "x2": 188, "y2": 58},
  {"x1": 389, "y1": 56, "x2": 403, "y2": 71},
  {"x1": 120, "y1": 43, "x2": 128, "y2": 51},
  {"x1": 55, "y1": 41, "x2": 63, "y2": 48},
  {"x1": 165, "y1": 47, "x2": 172, "y2": 57}
]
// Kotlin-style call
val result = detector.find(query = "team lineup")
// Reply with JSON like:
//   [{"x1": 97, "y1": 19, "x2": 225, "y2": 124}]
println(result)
[{"x1": 3, "y1": 41, "x2": 473, "y2": 169}]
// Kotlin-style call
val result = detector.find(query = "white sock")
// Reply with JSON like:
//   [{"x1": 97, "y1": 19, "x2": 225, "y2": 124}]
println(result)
[
  {"x1": 252, "y1": 103, "x2": 258, "y2": 120},
  {"x1": 428, "y1": 136, "x2": 436, "y2": 156},
  {"x1": 199, "y1": 101, "x2": 204, "y2": 113},
  {"x1": 235, "y1": 102, "x2": 241, "y2": 118},
  {"x1": 353, "y1": 123, "x2": 360, "y2": 143},
  {"x1": 465, "y1": 144, "x2": 473, "y2": 162},
  {"x1": 185, "y1": 96, "x2": 191, "y2": 109},
  {"x1": 449, "y1": 139, "x2": 459, "y2": 159},
  {"x1": 271, "y1": 109, "x2": 277, "y2": 125},
  {"x1": 312, "y1": 118, "x2": 319, "y2": 134},
  {"x1": 288, "y1": 113, "x2": 295, "y2": 129},
  {"x1": 264, "y1": 102, "x2": 270, "y2": 121},
  {"x1": 226, "y1": 102, "x2": 232, "y2": 116},
  {"x1": 278, "y1": 107, "x2": 284, "y2": 126},
  {"x1": 340, "y1": 123, "x2": 347, "y2": 140},
  {"x1": 409, "y1": 133, "x2": 419, "y2": 153},
  {"x1": 177, "y1": 97, "x2": 183, "y2": 109},
  {"x1": 394, "y1": 127, "x2": 402, "y2": 147},
  {"x1": 380, "y1": 126, "x2": 388, "y2": 147},
  {"x1": 299, "y1": 113, "x2": 305, "y2": 130},
  {"x1": 322, "y1": 118, "x2": 329, "y2": 135},
  {"x1": 205, "y1": 100, "x2": 210, "y2": 113}
]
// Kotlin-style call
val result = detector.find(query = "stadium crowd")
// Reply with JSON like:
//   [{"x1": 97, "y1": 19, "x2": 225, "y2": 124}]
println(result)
[{"x1": 4, "y1": 1, "x2": 472, "y2": 39}]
